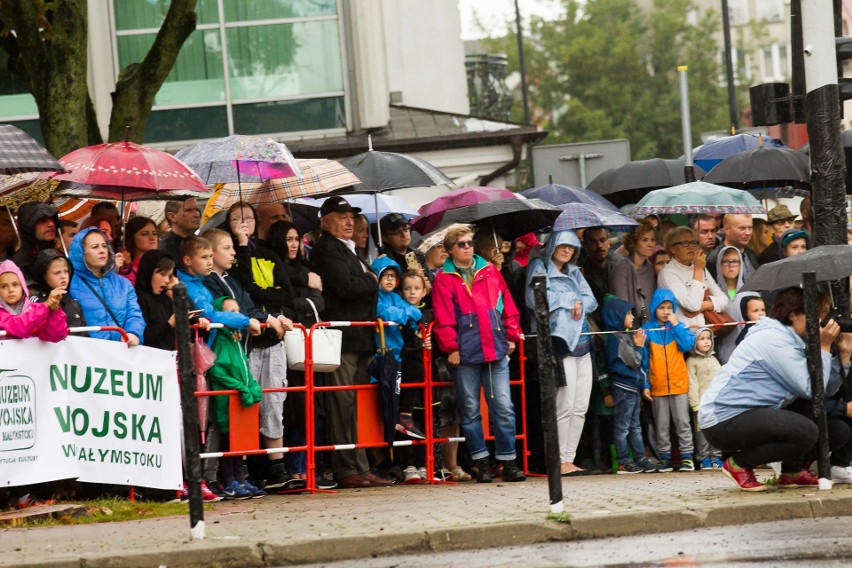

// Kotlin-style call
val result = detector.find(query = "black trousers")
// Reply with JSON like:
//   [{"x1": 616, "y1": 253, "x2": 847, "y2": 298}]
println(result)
[{"x1": 703, "y1": 408, "x2": 817, "y2": 472}]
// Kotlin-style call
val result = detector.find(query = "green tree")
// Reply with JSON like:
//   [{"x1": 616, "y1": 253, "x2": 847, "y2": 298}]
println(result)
[
  {"x1": 0, "y1": 0, "x2": 197, "y2": 156},
  {"x1": 483, "y1": 0, "x2": 745, "y2": 160}
]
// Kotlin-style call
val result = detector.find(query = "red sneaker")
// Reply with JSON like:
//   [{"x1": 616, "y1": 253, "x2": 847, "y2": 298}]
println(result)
[
  {"x1": 778, "y1": 469, "x2": 820, "y2": 488},
  {"x1": 721, "y1": 458, "x2": 768, "y2": 492}
]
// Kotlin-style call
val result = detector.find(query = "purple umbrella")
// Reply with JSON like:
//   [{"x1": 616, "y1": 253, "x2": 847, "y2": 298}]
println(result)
[{"x1": 412, "y1": 186, "x2": 517, "y2": 234}]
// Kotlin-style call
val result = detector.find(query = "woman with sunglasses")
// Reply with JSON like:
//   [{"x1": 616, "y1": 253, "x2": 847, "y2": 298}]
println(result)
[
  {"x1": 657, "y1": 226, "x2": 728, "y2": 330},
  {"x1": 432, "y1": 225, "x2": 524, "y2": 484}
]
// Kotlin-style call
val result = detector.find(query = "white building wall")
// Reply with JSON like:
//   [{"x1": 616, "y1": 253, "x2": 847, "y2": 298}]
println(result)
[{"x1": 380, "y1": 0, "x2": 469, "y2": 115}]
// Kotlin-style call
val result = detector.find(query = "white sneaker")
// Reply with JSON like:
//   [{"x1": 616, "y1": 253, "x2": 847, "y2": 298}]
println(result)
[
  {"x1": 830, "y1": 465, "x2": 852, "y2": 484},
  {"x1": 403, "y1": 466, "x2": 422, "y2": 482}
]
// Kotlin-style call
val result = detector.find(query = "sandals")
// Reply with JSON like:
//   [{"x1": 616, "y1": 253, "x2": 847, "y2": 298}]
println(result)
[{"x1": 447, "y1": 467, "x2": 473, "y2": 482}]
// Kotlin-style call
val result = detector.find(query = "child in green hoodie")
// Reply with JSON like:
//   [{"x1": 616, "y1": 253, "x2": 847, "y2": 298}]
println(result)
[{"x1": 208, "y1": 296, "x2": 265, "y2": 499}]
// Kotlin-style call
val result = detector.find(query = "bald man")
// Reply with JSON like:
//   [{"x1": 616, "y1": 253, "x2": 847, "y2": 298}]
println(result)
[
  {"x1": 705, "y1": 214, "x2": 758, "y2": 281},
  {"x1": 256, "y1": 203, "x2": 289, "y2": 242}
]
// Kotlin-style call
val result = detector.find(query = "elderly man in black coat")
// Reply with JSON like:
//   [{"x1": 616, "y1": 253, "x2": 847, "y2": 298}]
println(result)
[{"x1": 311, "y1": 196, "x2": 391, "y2": 488}]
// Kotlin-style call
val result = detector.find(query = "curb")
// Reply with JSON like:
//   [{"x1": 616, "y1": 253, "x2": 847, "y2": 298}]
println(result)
[{"x1": 11, "y1": 491, "x2": 852, "y2": 567}]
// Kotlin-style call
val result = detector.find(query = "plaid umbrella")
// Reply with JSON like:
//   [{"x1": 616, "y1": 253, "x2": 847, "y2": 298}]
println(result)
[
  {"x1": 208, "y1": 159, "x2": 360, "y2": 211},
  {"x1": 0, "y1": 124, "x2": 65, "y2": 174},
  {"x1": 175, "y1": 134, "x2": 302, "y2": 184},
  {"x1": 629, "y1": 181, "x2": 766, "y2": 216},
  {"x1": 552, "y1": 202, "x2": 639, "y2": 232}
]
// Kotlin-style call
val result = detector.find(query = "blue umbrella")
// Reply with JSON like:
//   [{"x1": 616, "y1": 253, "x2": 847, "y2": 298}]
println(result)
[
  {"x1": 520, "y1": 183, "x2": 619, "y2": 211},
  {"x1": 693, "y1": 133, "x2": 785, "y2": 172},
  {"x1": 552, "y1": 203, "x2": 639, "y2": 232},
  {"x1": 316, "y1": 193, "x2": 418, "y2": 224}
]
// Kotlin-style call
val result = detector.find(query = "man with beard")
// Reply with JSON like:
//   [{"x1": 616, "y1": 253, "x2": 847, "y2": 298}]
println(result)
[{"x1": 12, "y1": 202, "x2": 59, "y2": 285}]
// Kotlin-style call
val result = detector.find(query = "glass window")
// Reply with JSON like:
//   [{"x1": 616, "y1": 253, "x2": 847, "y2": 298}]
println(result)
[
  {"x1": 0, "y1": 50, "x2": 38, "y2": 119},
  {"x1": 143, "y1": 106, "x2": 229, "y2": 143},
  {"x1": 233, "y1": 97, "x2": 345, "y2": 134},
  {"x1": 114, "y1": 0, "x2": 219, "y2": 30},
  {"x1": 118, "y1": 30, "x2": 226, "y2": 106},
  {"x1": 756, "y1": 0, "x2": 784, "y2": 22},
  {"x1": 225, "y1": 20, "x2": 343, "y2": 100},
  {"x1": 728, "y1": 0, "x2": 748, "y2": 25},
  {"x1": 222, "y1": 0, "x2": 337, "y2": 21}
]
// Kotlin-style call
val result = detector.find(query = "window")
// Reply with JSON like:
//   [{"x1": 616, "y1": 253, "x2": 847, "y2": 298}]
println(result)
[
  {"x1": 761, "y1": 44, "x2": 791, "y2": 82},
  {"x1": 728, "y1": 0, "x2": 748, "y2": 25},
  {"x1": 756, "y1": 0, "x2": 784, "y2": 22},
  {"x1": 113, "y1": 0, "x2": 347, "y2": 144}
]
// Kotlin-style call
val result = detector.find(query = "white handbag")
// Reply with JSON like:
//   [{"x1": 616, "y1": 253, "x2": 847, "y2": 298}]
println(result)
[{"x1": 285, "y1": 299, "x2": 342, "y2": 372}]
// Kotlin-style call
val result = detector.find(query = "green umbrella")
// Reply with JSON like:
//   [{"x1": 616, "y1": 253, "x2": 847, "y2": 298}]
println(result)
[{"x1": 628, "y1": 181, "x2": 765, "y2": 217}]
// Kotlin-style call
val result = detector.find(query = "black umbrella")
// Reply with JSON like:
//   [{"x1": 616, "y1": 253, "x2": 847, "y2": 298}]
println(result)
[
  {"x1": 369, "y1": 320, "x2": 401, "y2": 459},
  {"x1": 586, "y1": 158, "x2": 706, "y2": 207},
  {"x1": 0, "y1": 124, "x2": 65, "y2": 175},
  {"x1": 740, "y1": 245, "x2": 852, "y2": 293},
  {"x1": 436, "y1": 198, "x2": 562, "y2": 241},
  {"x1": 338, "y1": 138, "x2": 453, "y2": 193},
  {"x1": 703, "y1": 146, "x2": 810, "y2": 189}
]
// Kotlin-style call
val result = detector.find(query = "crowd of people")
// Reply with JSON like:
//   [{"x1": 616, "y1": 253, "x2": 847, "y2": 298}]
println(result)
[{"x1": 1, "y1": 193, "x2": 852, "y2": 504}]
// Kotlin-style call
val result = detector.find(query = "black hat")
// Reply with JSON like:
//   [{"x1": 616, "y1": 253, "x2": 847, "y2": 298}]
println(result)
[
  {"x1": 320, "y1": 195, "x2": 361, "y2": 217},
  {"x1": 380, "y1": 212, "x2": 410, "y2": 234}
]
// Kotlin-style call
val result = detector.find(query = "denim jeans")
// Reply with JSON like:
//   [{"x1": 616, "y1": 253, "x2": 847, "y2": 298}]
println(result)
[
  {"x1": 613, "y1": 387, "x2": 645, "y2": 464},
  {"x1": 454, "y1": 356, "x2": 517, "y2": 461}
]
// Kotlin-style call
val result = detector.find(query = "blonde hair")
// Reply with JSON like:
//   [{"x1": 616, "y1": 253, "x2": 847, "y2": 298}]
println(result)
[
  {"x1": 664, "y1": 226, "x2": 696, "y2": 253},
  {"x1": 622, "y1": 221, "x2": 657, "y2": 253},
  {"x1": 201, "y1": 228, "x2": 232, "y2": 250},
  {"x1": 442, "y1": 225, "x2": 475, "y2": 252}
]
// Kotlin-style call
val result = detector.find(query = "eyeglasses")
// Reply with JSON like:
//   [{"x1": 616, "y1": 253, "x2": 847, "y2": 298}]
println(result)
[
  {"x1": 455, "y1": 240, "x2": 474, "y2": 249},
  {"x1": 672, "y1": 240, "x2": 699, "y2": 248},
  {"x1": 721, "y1": 260, "x2": 741, "y2": 266}
]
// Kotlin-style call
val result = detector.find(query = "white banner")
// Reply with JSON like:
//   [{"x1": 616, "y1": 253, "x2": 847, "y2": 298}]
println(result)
[{"x1": 0, "y1": 336, "x2": 183, "y2": 490}]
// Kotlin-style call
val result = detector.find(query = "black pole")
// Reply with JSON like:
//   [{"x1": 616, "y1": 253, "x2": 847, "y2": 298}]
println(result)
[
  {"x1": 720, "y1": 0, "x2": 738, "y2": 132},
  {"x1": 531, "y1": 275, "x2": 564, "y2": 512},
  {"x1": 514, "y1": 0, "x2": 531, "y2": 126},
  {"x1": 791, "y1": 0, "x2": 806, "y2": 123},
  {"x1": 173, "y1": 283, "x2": 205, "y2": 538},
  {"x1": 803, "y1": 272, "x2": 831, "y2": 485}
]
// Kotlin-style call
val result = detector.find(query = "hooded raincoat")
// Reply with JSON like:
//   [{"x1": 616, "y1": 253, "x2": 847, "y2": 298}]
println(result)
[
  {"x1": 640, "y1": 288, "x2": 695, "y2": 396},
  {"x1": 11, "y1": 202, "x2": 60, "y2": 284},
  {"x1": 698, "y1": 316, "x2": 845, "y2": 430},
  {"x1": 717, "y1": 291, "x2": 762, "y2": 364},
  {"x1": 714, "y1": 245, "x2": 744, "y2": 301},
  {"x1": 687, "y1": 326, "x2": 722, "y2": 411},
  {"x1": 601, "y1": 295, "x2": 647, "y2": 392},
  {"x1": 524, "y1": 229, "x2": 597, "y2": 351},
  {"x1": 69, "y1": 227, "x2": 145, "y2": 342},
  {"x1": 30, "y1": 248, "x2": 86, "y2": 331},
  {"x1": 0, "y1": 259, "x2": 68, "y2": 341},
  {"x1": 370, "y1": 256, "x2": 421, "y2": 361},
  {"x1": 432, "y1": 254, "x2": 520, "y2": 364}
]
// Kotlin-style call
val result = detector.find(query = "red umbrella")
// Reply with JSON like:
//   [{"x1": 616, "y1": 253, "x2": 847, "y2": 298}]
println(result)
[
  {"x1": 54, "y1": 140, "x2": 209, "y2": 200},
  {"x1": 412, "y1": 186, "x2": 517, "y2": 235}
]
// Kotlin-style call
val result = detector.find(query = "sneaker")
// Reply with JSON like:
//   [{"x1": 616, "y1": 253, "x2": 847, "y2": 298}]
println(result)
[
  {"x1": 265, "y1": 464, "x2": 297, "y2": 490},
  {"x1": 205, "y1": 480, "x2": 226, "y2": 499},
  {"x1": 395, "y1": 414, "x2": 426, "y2": 440},
  {"x1": 637, "y1": 458, "x2": 659, "y2": 473},
  {"x1": 222, "y1": 480, "x2": 252, "y2": 500},
  {"x1": 418, "y1": 466, "x2": 428, "y2": 480},
  {"x1": 616, "y1": 462, "x2": 643, "y2": 474},
  {"x1": 721, "y1": 458, "x2": 768, "y2": 492},
  {"x1": 657, "y1": 459, "x2": 673, "y2": 473},
  {"x1": 403, "y1": 466, "x2": 422, "y2": 483},
  {"x1": 711, "y1": 457, "x2": 724, "y2": 469},
  {"x1": 679, "y1": 459, "x2": 695, "y2": 472},
  {"x1": 830, "y1": 465, "x2": 852, "y2": 484},
  {"x1": 240, "y1": 480, "x2": 266, "y2": 499},
  {"x1": 200, "y1": 482, "x2": 222, "y2": 502},
  {"x1": 316, "y1": 476, "x2": 337, "y2": 490},
  {"x1": 700, "y1": 457, "x2": 713, "y2": 470},
  {"x1": 472, "y1": 457, "x2": 494, "y2": 483},
  {"x1": 500, "y1": 459, "x2": 526, "y2": 482},
  {"x1": 778, "y1": 469, "x2": 820, "y2": 488}
]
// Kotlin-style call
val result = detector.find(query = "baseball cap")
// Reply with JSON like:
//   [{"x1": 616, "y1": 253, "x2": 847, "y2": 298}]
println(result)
[
  {"x1": 320, "y1": 196, "x2": 361, "y2": 217},
  {"x1": 379, "y1": 212, "x2": 410, "y2": 233}
]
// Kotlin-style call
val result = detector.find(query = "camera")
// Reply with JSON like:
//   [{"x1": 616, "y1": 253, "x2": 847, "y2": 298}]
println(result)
[{"x1": 820, "y1": 308, "x2": 852, "y2": 333}]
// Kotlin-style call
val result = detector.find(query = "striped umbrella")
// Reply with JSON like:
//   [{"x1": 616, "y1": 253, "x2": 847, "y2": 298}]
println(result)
[{"x1": 0, "y1": 124, "x2": 65, "y2": 175}]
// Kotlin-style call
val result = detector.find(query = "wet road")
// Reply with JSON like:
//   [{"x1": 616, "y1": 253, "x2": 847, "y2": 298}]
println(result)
[{"x1": 299, "y1": 516, "x2": 852, "y2": 567}]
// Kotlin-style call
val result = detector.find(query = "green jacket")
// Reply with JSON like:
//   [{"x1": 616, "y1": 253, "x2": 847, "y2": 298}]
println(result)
[{"x1": 208, "y1": 296, "x2": 262, "y2": 433}]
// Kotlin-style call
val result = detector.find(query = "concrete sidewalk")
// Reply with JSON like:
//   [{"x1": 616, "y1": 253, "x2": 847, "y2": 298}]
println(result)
[{"x1": 3, "y1": 472, "x2": 851, "y2": 567}]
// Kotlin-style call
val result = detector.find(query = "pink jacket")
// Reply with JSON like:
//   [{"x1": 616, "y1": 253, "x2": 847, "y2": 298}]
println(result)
[
  {"x1": 432, "y1": 255, "x2": 520, "y2": 364},
  {"x1": 0, "y1": 260, "x2": 69, "y2": 342}
]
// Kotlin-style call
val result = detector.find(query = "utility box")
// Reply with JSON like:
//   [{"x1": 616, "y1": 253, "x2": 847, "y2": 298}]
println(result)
[{"x1": 532, "y1": 139, "x2": 631, "y2": 188}]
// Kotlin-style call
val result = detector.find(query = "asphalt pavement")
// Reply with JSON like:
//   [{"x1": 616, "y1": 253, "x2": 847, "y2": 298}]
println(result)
[{"x1": 3, "y1": 471, "x2": 852, "y2": 567}]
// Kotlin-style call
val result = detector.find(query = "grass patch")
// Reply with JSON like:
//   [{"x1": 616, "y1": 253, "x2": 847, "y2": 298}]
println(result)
[
  {"x1": 546, "y1": 511, "x2": 572, "y2": 523},
  {"x1": 763, "y1": 474, "x2": 779, "y2": 487},
  {"x1": 12, "y1": 498, "x2": 194, "y2": 528}
]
